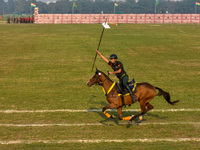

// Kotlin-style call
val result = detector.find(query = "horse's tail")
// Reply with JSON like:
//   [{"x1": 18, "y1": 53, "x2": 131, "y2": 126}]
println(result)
[{"x1": 156, "y1": 87, "x2": 179, "y2": 105}]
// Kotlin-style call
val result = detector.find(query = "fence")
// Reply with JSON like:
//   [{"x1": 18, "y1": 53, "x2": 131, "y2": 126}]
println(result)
[{"x1": 34, "y1": 8, "x2": 200, "y2": 24}]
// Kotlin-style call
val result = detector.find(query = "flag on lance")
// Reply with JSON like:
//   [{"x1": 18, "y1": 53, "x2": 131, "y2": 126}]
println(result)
[
  {"x1": 102, "y1": 23, "x2": 110, "y2": 29},
  {"x1": 31, "y1": 2, "x2": 36, "y2": 7}
]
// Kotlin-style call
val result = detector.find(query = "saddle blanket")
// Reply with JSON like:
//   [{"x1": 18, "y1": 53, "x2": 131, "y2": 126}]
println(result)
[{"x1": 117, "y1": 78, "x2": 137, "y2": 96}]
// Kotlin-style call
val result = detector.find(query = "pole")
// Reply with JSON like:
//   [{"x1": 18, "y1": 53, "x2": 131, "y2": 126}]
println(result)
[
  {"x1": 155, "y1": 4, "x2": 156, "y2": 14},
  {"x1": 2, "y1": 5, "x2": 4, "y2": 18},
  {"x1": 72, "y1": 5, "x2": 74, "y2": 14},
  {"x1": 91, "y1": 28, "x2": 105, "y2": 71},
  {"x1": 91, "y1": 19, "x2": 107, "y2": 72},
  {"x1": 30, "y1": 6, "x2": 32, "y2": 16},
  {"x1": 114, "y1": 6, "x2": 115, "y2": 14},
  {"x1": 195, "y1": 5, "x2": 197, "y2": 14}
]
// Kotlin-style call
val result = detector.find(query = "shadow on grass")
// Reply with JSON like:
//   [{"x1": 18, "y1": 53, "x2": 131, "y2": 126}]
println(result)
[
  {"x1": 90, "y1": 105, "x2": 168, "y2": 128},
  {"x1": 88, "y1": 95, "x2": 168, "y2": 128}
]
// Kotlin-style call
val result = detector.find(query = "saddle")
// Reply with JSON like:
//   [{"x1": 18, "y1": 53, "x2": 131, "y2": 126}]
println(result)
[{"x1": 116, "y1": 78, "x2": 137, "y2": 96}]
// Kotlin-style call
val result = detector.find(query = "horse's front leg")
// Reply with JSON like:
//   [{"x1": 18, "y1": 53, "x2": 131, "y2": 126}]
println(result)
[
  {"x1": 102, "y1": 104, "x2": 117, "y2": 119},
  {"x1": 117, "y1": 107, "x2": 134, "y2": 120}
]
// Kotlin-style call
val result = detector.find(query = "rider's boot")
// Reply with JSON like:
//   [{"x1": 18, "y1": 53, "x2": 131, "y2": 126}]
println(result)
[{"x1": 126, "y1": 85, "x2": 137, "y2": 103}]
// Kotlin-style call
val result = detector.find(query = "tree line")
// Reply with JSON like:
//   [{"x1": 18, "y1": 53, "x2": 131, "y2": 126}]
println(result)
[{"x1": 0, "y1": 0, "x2": 199, "y2": 15}]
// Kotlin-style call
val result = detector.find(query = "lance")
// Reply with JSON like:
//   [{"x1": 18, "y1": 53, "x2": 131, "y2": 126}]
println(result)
[{"x1": 91, "y1": 19, "x2": 110, "y2": 72}]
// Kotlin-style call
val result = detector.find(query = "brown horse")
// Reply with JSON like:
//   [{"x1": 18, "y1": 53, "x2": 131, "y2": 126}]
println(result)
[{"x1": 87, "y1": 68, "x2": 179, "y2": 123}]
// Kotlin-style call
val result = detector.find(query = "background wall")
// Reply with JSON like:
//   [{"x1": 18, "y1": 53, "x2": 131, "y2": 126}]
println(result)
[{"x1": 34, "y1": 8, "x2": 200, "y2": 24}]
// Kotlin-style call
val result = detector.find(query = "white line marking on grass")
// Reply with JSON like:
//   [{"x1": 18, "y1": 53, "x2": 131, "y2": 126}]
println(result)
[
  {"x1": 1, "y1": 138, "x2": 200, "y2": 144},
  {"x1": 0, "y1": 122, "x2": 199, "y2": 127},
  {"x1": 0, "y1": 108, "x2": 200, "y2": 113}
]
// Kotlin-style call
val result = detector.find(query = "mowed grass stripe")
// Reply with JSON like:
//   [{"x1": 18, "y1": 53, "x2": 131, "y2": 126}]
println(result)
[
  {"x1": 0, "y1": 122, "x2": 199, "y2": 127},
  {"x1": 0, "y1": 108, "x2": 200, "y2": 113},
  {"x1": 1, "y1": 138, "x2": 200, "y2": 144}
]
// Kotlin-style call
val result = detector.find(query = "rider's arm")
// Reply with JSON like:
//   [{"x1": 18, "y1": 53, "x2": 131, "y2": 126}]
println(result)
[
  {"x1": 96, "y1": 50, "x2": 109, "y2": 64},
  {"x1": 109, "y1": 69, "x2": 122, "y2": 75},
  {"x1": 109, "y1": 61, "x2": 123, "y2": 75}
]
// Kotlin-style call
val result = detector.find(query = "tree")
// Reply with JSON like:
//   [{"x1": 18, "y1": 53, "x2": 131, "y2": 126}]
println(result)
[
  {"x1": 126, "y1": 0, "x2": 137, "y2": 14},
  {"x1": 3, "y1": 0, "x2": 199, "y2": 15},
  {"x1": 0, "y1": 0, "x2": 6, "y2": 14},
  {"x1": 137, "y1": 0, "x2": 155, "y2": 14},
  {"x1": 7, "y1": 0, "x2": 15, "y2": 14},
  {"x1": 174, "y1": 0, "x2": 197, "y2": 14},
  {"x1": 14, "y1": 0, "x2": 28, "y2": 14},
  {"x1": 36, "y1": 2, "x2": 48, "y2": 14}
]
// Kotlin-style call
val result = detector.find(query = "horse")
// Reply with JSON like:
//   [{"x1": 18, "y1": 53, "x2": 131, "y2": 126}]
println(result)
[{"x1": 87, "y1": 68, "x2": 179, "y2": 124}]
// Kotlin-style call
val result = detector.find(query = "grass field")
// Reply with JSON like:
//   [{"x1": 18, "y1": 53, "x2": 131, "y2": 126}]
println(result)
[{"x1": 0, "y1": 23, "x2": 199, "y2": 149}]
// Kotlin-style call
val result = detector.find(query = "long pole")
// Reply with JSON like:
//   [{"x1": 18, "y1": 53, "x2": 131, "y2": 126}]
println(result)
[
  {"x1": 155, "y1": 4, "x2": 156, "y2": 14},
  {"x1": 195, "y1": 5, "x2": 197, "y2": 14},
  {"x1": 2, "y1": 5, "x2": 4, "y2": 18},
  {"x1": 72, "y1": 4, "x2": 74, "y2": 14},
  {"x1": 30, "y1": 6, "x2": 32, "y2": 16},
  {"x1": 91, "y1": 19, "x2": 107, "y2": 72},
  {"x1": 114, "y1": 6, "x2": 115, "y2": 14}
]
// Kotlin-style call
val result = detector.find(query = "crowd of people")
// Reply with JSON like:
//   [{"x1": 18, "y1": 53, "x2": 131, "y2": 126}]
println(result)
[{"x1": 7, "y1": 16, "x2": 34, "y2": 24}]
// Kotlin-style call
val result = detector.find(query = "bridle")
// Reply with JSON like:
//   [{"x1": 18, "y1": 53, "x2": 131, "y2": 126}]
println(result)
[
  {"x1": 89, "y1": 72, "x2": 109, "y2": 86},
  {"x1": 89, "y1": 72, "x2": 117, "y2": 98}
]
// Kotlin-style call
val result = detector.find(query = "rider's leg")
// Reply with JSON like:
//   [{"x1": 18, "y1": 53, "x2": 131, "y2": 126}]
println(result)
[
  {"x1": 125, "y1": 85, "x2": 137, "y2": 103},
  {"x1": 121, "y1": 75, "x2": 136, "y2": 103}
]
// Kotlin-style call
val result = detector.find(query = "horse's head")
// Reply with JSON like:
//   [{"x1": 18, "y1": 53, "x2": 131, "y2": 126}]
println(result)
[{"x1": 87, "y1": 68, "x2": 103, "y2": 87}]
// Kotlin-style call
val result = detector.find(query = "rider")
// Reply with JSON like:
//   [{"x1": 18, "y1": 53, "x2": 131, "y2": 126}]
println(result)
[{"x1": 96, "y1": 50, "x2": 136, "y2": 103}]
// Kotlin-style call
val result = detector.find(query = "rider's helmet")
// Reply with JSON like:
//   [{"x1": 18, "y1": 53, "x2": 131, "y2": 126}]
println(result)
[{"x1": 109, "y1": 54, "x2": 118, "y2": 60}]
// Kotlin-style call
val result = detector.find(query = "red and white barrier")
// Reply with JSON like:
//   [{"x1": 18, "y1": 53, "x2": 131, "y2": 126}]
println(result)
[{"x1": 34, "y1": 8, "x2": 200, "y2": 24}]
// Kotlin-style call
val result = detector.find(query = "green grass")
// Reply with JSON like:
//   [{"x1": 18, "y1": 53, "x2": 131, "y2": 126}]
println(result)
[
  {"x1": 1, "y1": 142, "x2": 200, "y2": 150},
  {"x1": 0, "y1": 23, "x2": 199, "y2": 149}
]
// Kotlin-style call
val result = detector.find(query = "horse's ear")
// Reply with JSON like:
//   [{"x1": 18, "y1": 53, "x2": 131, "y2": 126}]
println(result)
[
  {"x1": 96, "y1": 67, "x2": 99, "y2": 73},
  {"x1": 96, "y1": 68, "x2": 101, "y2": 76}
]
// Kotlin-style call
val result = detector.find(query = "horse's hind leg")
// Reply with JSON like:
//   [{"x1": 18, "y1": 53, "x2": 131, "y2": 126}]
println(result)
[
  {"x1": 129, "y1": 101, "x2": 147, "y2": 123},
  {"x1": 139, "y1": 103, "x2": 154, "y2": 121},
  {"x1": 102, "y1": 104, "x2": 117, "y2": 119},
  {"x1": 129, "y1": 100, "x2": 154, "y2": 123},
  {"x1": 146, "y1": 103, "x2": 154, "y2": 112}
]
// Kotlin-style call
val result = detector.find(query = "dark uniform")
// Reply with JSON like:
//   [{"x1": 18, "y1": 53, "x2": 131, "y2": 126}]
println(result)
[
  {"x1": 108, "y1": 61, "x2": 126, "y2": 79},
  {"x1": 108, "y1": 54, "x2": 136, "y2": 102}
]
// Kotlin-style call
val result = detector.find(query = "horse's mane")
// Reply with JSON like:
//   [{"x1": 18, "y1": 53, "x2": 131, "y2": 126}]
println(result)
[
  {"x1": 96, "y1": 68, "x2": 114, "y2": 83},
  {"x1": 100, "y1": 71, "x2": 113, "y2": 83}
]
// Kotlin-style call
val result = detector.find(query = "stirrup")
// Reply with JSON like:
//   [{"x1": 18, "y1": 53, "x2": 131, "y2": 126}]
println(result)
[{"x1": 130, "y1": 94, "x2": 136, "y2": 103}]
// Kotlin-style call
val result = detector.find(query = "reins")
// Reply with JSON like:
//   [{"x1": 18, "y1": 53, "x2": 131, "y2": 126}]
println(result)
[
  {"x1": 90, "y1": 72, "x2": 118, "y2": 97},
  {"x1": 89, "y1": 75, "x2": 109, "y2": 86}
]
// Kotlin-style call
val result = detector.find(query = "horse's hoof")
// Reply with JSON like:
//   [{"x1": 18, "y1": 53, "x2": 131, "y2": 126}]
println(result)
[{"x1": 128, "y1": 120, "x2": 132, "y2": 125}]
